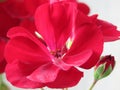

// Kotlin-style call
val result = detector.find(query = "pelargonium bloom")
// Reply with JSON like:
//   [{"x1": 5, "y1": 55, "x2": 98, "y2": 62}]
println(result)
[{"x1": 5, "y1": 2, "x2": 103, "y2": 88}]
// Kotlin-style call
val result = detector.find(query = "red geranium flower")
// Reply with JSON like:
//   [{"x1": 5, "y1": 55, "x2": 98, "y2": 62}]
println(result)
[{"x1": 4, "y1": 2, "x2": 103, "y2": 88}]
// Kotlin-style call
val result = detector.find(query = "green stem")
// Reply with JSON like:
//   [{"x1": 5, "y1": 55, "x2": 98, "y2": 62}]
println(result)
[
  {"x1": 0, "y1": 74, "x2": 3, "y2": 85},
  {"x1": 62, "y1": 88, "x2": 68, "y2": 90},
  {"x1": 0, "y1": 74, "x2": 3, "y2": 89},
  {"x1": 89, "y1": 80, "x2": 98, "y2": 90},
  {"x1": 40, "y1": 88, "x2": 44, "y2": 90}
]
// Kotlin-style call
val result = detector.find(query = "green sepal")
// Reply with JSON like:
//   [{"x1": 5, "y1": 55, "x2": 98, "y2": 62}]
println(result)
[
  {"x1": 101, "y1": 65, "x2": 113, "y2": 79},
  {"x1": 94, "y1": 64, "x2": 105, "y2": 80}
]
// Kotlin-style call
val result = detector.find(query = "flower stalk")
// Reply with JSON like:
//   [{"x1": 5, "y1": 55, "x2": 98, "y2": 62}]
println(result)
[
  {"x1": 40, "y1": 88, "x2": 44, "y2": 90},
  {"x1": 0, "y1": 74, "x2": 10, "y2": 90},
  {"x1": 0, "y1": 75, "x2": 2, "y2": 85},
  {"x1": 89, "y1": 80, "x2": 98, "y2": 90},
  {"x1": 62, "y1": 88, "x2": 68, "y2": 90}
]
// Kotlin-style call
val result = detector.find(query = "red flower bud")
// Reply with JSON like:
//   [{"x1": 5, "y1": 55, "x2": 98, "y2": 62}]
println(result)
[{"x1": 94, "y1": 55, "x2": 115, "y2": 80}]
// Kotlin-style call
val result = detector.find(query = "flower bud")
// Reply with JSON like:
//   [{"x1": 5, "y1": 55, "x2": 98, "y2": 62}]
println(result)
[{"x1": 94, "y1": 55, "x2": 115, "y2": 80}]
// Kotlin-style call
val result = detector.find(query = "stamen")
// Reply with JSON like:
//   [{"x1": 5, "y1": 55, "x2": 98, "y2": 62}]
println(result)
[{"x1": 35, "y1": 31, "x2": 43, "y2": 39}]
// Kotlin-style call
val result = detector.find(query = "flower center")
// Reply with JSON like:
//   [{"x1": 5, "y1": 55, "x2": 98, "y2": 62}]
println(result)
[{"x1": 51, "y1": 49, "x2": 62, "y2": 59}]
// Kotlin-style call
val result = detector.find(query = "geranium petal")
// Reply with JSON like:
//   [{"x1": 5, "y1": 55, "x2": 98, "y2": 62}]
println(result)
[
  {"x1": 28, "y1": 63, "x2": 60, "y2": 83},
  {"x1": 67, "y1": 19, "x2": 103, "y2": 69},
  {"x1": 75, "y1": 10, "x2": 92, "y2": 28},
  {"x1": 7, "y1": 26, "x2": 35, "y2": 39},
  {"x1": 46, "y1": 67, "x2": 83, "y2": 88},
  {"x1": 20, "y1": 20, "x2": 47, "y2": 45},
  {"x1": 5, "y1": 61, "x2": 45, "y2": 88},
  {"x1": 5, "y1": 27, "x2": 51, "y2": 63},
  {"x1": 35, "y1": 3, "x2": 55, "y2": 50},
  {"x1": 7, "y1": 26, "x2": 49, "y2": 54},
  {"x1": 20, "y1": 19, "x2": 36, "y2": 34},
  {"x1": 77, "y1": 2, "x2": 90, "y2": 15},
  {"x1": 63, "y1": 50, "x2": 93, "y2": 66},
  {"x1": 35, "y1": 2, "x2": 76, "y2": 50},
  {"x1": 97, "y1": 20, "x2": 120, "y2": 42}
]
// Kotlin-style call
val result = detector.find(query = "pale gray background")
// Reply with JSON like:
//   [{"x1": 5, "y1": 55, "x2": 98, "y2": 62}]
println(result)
[{"x1": 3, "y1": 0, "x2": 120, "y2": 90}]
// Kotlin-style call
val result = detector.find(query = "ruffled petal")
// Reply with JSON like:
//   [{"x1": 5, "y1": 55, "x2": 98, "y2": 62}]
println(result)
[
  {"x1": 5, "y1": 61, "x2": 45, "y2": 88},
  {"x1": 35, "y1": 2, "x2": 76, "y2": 50},
  {"x1": 77, "y1": 2, "x2": 90, "y2": 15},
  {"x1": 28, "y1": 63, "x2": 60, "y2": 83},
  {"x1": 97, "y1": 20, "x2": 120, "y2": 42},
  {"x1": 5, "y1": 27, "x2": 51, "y2": 63},
  {"x1": 47, "y1": 67, "x2": 83, "y2": 88}
]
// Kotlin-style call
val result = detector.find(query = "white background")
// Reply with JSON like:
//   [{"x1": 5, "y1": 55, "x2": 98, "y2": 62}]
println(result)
[{"x1": 3, "y1": 0, "x2": 120, "y2": 90}]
